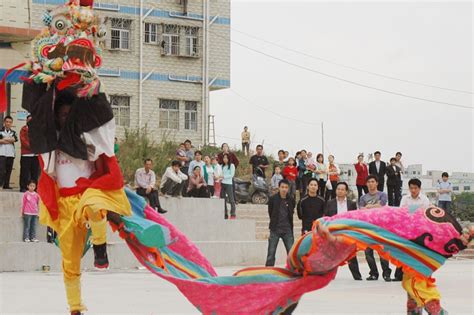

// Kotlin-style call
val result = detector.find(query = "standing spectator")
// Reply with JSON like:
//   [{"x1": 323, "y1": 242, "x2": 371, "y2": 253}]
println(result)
[
  {"x1": 298, "y1": 150, "x2": 310, "y2": 195},
  {"x1": 187, "y1": 166, "x2": 209, "y2": 198},
  {"x1": 437, "y1": 172, "x2": 452, "y2": 212},
  {"x1": 396, "y1": 178, "x2": 430, "y2": 282},
  {"x1": 135, "y1": 159, "x2": 167, "y2": 214},
  {"x1": 400, "y1": 178, "x2": 430, "y2": 210},
  {"x1": 271, "y1": 166, "x2": 284, "y2": 195},
  {"x1": 324, "y1": 182, "x2": 361, "y2": 280},
  {"x1": 217, "y1": 143, "x2": 240, "y2": 202},
  {"x1": 249, "y1": 144, "x2": 269, "y2": 178},
  {"x1": 284, "y1": 151, "x2": 290, "y2": 163},
  {"x1": 369, "y1": 151, "x2": 387, "y2": 192},
  {"x1": 359, "y1": 175, "x2": 392, "y2": 282},
  {"x1": 160, "y1": 160, "x2": 188, "y2": 197},
  {"x1": 221, "y1": 154, "x2": 236, "y2": 219},
  {"x1": 21, "y1": 180, "x2": 40, "y2": 243},
  {"x1": 283, "y1": 157, "x2": 298, "y2": 199},
  {"x1": 0, "y1": 116, "x2": 18, "y2": 190},
  {"x1": 217, "y1": 143, "x2": 240, "y2": 167},
  {"x1": 297, "y1": 178, "x2": 325, "y2": 235},
  {"x1": 241, "y1": 126, "x2": 250, "y2": 156},
  {"x1": 295, "y1": 151, "x2": 302, "y2": 193},
  {"x1": 266, "y1": 179, "x2": 295, "y2": 266},
  {"x1": 19, "y1": 115, "x2": 40, "y2": 192},
  {"x1": 188, "y1": 150, "x2": 205, "y2": 176},
  {"x1": 176, "y1": 140, "x2": 194, "y2": 196},
  {"x1": 211, "y1": 157, "x2": 223, "y2": 198},
  {"x1": 326, "y1": 155, "x2": 340, "y2": 200},
  {"x1": 202, "y1": 155, "x2": 215, "y2": 197},
  {"x1": 386, "y1": 157, "x2": 402, "y2": 206},
  {"x1": 394, "y1": 152, "x2": 405, "y2": 197},
  {"x1": 354, "y1": 154, "x2": 369, "y2": 202},
  {"x1": 273, "y1": 149, "x2": 287, "y2": 174},
  {"x1": 314, "y1": 154, "x2": 327, "y2": 198}
]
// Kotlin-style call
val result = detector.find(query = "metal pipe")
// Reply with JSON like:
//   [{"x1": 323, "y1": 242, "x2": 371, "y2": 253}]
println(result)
[
  {"x1": 204, "y1": 0, "x2": 210, "y2": 145},
  {"x1": 138, "y1": 0, "x2": 143, "y2": 129},
  {"x1": 201, "y1": 0, "x2": 207, "y2": 145}
]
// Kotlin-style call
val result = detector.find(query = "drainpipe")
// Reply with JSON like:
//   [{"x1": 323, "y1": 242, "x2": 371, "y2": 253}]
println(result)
[
  {"x1": 138, "y1": 0, "x2": 143, "y2": 130},
  {"x1": 201, "y1": 0, "x2": 208, "y2": 145}
]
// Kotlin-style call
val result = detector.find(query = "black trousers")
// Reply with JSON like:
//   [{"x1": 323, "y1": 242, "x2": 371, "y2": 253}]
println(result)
[
  {"x1": 377, "y1": 181, "x2": 385, "y2": 192},
  {"x1": 317, "y1": 179, "x2": 326, "y2": 198},
  {"x1": 348, "y1": 256, "x2": 362, "y2": 280},
  {"x1": 387, "y1": 185, "x2": 401, "y2": 206},
  {"x1": 188, "y1": 186, "x2": 210, "y2": 198},
  {"x1": 356, "y1": 185, "x2": 368, "y2": 203},
  {"x1": 0, "y1": 156, "x2": 14, "y2": 188},
  {"x1": 180, "y1": 166, "x2": 189, "y2": 197},
  {"x1": 365, "y1": 248, "x2": 392, "y2": 278},
  {"x1": 301, "y1": 173, "x2": 313, "y2": 195},
  {"x1": 136, "y1": 187, "x2": 162, "y2": 210},
  {"x1": 19, "y1": 156, "x2": 40, "y2": 192},
  {"x1": 160, "y1": 180, "x2": 185, "y2": 197}
]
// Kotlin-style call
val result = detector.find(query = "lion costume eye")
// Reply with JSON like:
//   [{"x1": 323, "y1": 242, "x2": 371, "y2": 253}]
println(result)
[
  {"x1": 55, "y1": 20, "x2": 65, "y2": 30},
  {"x1": 50, "y1": 15, "x2": 69, "y2": 34}
]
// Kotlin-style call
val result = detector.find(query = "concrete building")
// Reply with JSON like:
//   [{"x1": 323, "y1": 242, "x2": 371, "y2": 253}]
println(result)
[{"x1": 0, "y1": 0, "x2": 230, "y2": 187}]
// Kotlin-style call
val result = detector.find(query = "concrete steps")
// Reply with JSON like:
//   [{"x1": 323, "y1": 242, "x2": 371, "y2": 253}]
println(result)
[
  {"x1": 0, "y1": 191, "x2": 291, "y2": 271},
  {"x1": 236, "y1": 204, "x2": 302, "y2": 240}
]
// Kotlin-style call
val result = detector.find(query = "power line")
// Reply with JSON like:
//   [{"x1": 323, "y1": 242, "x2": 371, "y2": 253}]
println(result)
[
  {"x1": 232, "y1": 28, "x2": 473, "y2": 95},
  {"x1": 227, "y1": 38, "x2": 472, "y2": 110},
  {"x1": 229, "y1": 88, "x2": 321, "y2": 126}
]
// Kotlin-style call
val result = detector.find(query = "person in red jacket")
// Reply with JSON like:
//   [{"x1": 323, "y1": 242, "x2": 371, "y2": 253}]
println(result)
[
  {"x1": 283, "y1": 157, "x2": 298, "y2": 199},
  {"x1": 354, "y1": 154, "x2": 369, "y2": 203},
  {"x1": 19, "y1": 115, "x2": 39, "y2": 192}
]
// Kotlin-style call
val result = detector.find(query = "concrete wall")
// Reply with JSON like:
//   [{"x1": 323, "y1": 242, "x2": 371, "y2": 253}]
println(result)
[{"x1": 0, "y1": 191, "x2": 288, "y2": 272}]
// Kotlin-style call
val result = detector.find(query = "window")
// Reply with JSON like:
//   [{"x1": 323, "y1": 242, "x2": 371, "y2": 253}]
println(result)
[
  {"x1": 111, "y1": 18, "x2": 131, "y2": 50},
  {"x1": 453, "y1": 186, "x2": 459, "y2": 191},
  {"x1": 159, "y1": 99, "x2": 179, "y2": 129},
  {"x1": 184, "y1": 26, "x2": 199, "y2": 56},
  {"x1": 162, "y1": 24, "x2": 180, "y2": 55},
  {"x1": 110, "y1": 95, "x2": 130, "y2": 127},
  {"x1": 144, "y1": 23, "x2": 158, "y2": 44},
  {"x1": 347, "y1": 170, "x2": 352, "y2": 177},
  {"x1": 464, "y1": 186, "x2": 470, "y2": 191},
  {"x1": 184, "y1": 101, "x2": 197, "y2": 130}
]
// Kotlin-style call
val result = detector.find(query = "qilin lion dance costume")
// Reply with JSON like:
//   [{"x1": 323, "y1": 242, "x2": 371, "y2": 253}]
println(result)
[{"x1": 0, "y1": 1, "x2": 472, "y2": 314}]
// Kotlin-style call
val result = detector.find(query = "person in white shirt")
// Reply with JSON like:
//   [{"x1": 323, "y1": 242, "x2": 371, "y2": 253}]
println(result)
[
  {"x1": 437, "y1": 172, "x2": 453, "y2": 212},
  {"x1": 400, "y1": 178, "x2": 431, "y2": 210},
  {"x1": 135, "y1": 159, "x2": 167, "y2": 213},
  {"x1": 160, "y1": 160, "x2": 188, "y2": 197},
  {"x1": 0, "y1": 116, "x2": 18, "y2": 189},
  {"x1": 188, "y1": 150, "x2": 206, "y2": 177}
]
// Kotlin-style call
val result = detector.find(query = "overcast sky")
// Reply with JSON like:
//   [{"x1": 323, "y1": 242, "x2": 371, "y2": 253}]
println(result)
[{"x1": 210, "y1": 0, "x2": 473, "y2": 173}]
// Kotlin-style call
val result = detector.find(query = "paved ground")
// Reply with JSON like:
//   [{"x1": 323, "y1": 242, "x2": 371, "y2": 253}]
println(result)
[{"x1": 1, "y1": 261, "x2": 472, "y2": 314}]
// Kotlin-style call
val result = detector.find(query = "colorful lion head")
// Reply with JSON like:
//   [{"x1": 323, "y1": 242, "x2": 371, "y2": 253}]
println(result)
[{"x1": 27, "y1": 0, "x2": 106, "y2": 97}]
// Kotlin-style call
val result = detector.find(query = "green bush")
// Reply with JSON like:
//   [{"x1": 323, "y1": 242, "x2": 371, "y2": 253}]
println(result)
[
  {"x1": 452, "y1": 192, "x2": 474, "y2": 222},
  {"x1": 116, "y1": 128, "x2": 274, "y2": 184}
]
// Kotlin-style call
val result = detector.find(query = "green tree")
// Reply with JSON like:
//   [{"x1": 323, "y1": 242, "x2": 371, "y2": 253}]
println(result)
[{"x1": 452, "y1": 192, "x2": 474, "y2": 222}]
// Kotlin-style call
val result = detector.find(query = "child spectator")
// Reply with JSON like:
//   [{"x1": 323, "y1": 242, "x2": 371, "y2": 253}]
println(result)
[
  {"x1": 21, "y1": 180, "x2": 40, "y2": 242},
  {"x1": 283, "y1": 157, "x2": 298, "y2": 199},
  {"x1": 271, "y1": 166, "x2": 284, "y2": 195},
  {"x1": 211, "y1": 157, "x2": 223, "y2": 198}
]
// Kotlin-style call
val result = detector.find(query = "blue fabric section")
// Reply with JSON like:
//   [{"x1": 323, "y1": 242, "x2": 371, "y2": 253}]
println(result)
[
  {"x1": 31, "y1": 0, "x2": 231, "y2": 25},
  {"x1": 195, "y1": 274, "x2": 294, "y2": 285},
  {"x1": 124, "y1": 188, "x2": 147, "y2": 217},
  {"x1": 320, "y1": 218, "x2": 447, "y2": 277},
  {"x1": 161, "y1": 247, "x2": 213, "y2": 278},
  {"x1": 0, "y1": 69, "x2": 29, "y2": 83}
]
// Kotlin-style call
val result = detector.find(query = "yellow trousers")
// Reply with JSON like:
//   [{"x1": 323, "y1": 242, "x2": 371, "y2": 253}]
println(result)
[
  {"x1": 402, "y1": 273, "x2": 441, "y2": 307},
  {"x1": 40, "y1": 188, "x2": 132, "y2": 312}
]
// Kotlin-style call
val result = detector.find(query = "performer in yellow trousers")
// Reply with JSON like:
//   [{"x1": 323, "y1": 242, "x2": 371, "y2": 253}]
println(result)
[{"x1": 40, "y1": 187, "x2": 131, "y2": 313}]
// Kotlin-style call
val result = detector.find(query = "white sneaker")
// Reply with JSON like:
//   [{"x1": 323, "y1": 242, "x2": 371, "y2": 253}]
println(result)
[
  {"x1": 24, "y1": 238, "x2": 30, "y2": 242},
  {"x1": 31, "y1": 238, "x2": 39, "y2": 243}
]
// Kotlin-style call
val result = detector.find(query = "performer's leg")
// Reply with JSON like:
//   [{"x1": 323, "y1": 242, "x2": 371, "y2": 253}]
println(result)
[
  {"x1": 364, "y1": 248, "x2": 379, "y2": 278},
  {"x1": 58, "y1": 219, "x2": 88, "y2": 312},
  {"x1": 380, "y1": 258, "x2": 392, "y2": 279},
  {"x1": 348, "y1": 257, "x2": 362, "y2": 280},
  {"x1": 402, "y1": 273, "x2": 443, "y2": 315},
  {"x1": 265, "y1": 231, "x2": 279, "y2": 267}
]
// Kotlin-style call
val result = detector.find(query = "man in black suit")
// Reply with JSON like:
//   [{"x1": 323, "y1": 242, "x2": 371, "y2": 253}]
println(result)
[
  {"x1": 368, "y1": 151, "x2": 386, "y2": 192},
  {"x1": 386, "y1": 157, "x2": 402, "y2": 206},
  {"x1": 324, "y1": 181, "x2": 362, "y2": 280}
]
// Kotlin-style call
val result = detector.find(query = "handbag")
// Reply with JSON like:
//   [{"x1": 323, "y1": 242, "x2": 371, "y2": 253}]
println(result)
[{"x1": 326, "y1": 177, "x2": 333, "y2": 190}]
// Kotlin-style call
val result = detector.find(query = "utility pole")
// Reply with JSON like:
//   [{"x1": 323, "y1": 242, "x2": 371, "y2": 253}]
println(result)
[{"x1": 201, "y1": 0, "x2": 209, "y2": 146}]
